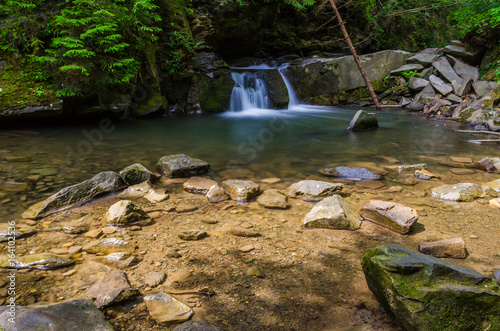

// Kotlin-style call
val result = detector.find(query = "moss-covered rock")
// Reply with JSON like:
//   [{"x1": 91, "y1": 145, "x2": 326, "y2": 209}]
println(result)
[
  {"x1": 257, "y1": 69, "x2": 289, "y2": 109},
  {"x1": 362, "y1": 245, "x2": 500, "y2": 331},
  {"x1": 119, "y1": 163, "x2": 159, "y2": 185}
]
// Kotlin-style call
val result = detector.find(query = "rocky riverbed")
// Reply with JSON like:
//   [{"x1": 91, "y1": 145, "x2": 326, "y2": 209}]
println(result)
[{"x1": 1, "y1": 150, "x2": 499, "y2": 330}]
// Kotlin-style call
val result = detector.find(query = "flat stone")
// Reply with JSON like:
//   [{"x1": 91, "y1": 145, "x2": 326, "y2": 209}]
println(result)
[
  {"x1": 432, "y1": 183, "x2": 489, "y2": 202},
  {"x1": 386, "y1": 186, "x2": 403, "y2": 193},
  {"x1": 84, "y1": 228, "x2": 103, "y2": 238},
  {"x1": 490, "y1": 198, "x2": 500, "y2": 208},
  {"x1": 183, "y1": 177, "x2": 218, "y2": 194},
  {"x1": 119, "y1": 163, "x2": 159, "y2": 185},
  {"x1": 429, "y1": 75, "x2": 453, "y2": 95},
  {"x1": 156, "y1": 154, "x2": 211, "y2": 178},
  {"x1": 178, "y1": 230, "x2": 207, "y2": 241},
  {"x1": 381, "y1": 156, "x2": 400, "y2": 164},
  {"x1": 452, "y1": 57, "x2": 479, "y2": 81},
  {"x1": 221, "y1": 180, "x2": 260, "y2": 202},
  {"x1": 257, "y1": 189, "x2": 288, "y2": 209},
  {"x1": 360, "y1": 200, "x2": 418, "y2": 234},
  {"x1": 473, "y1": 81, "x2": 497, "y2": 96},
  {"x1": 144, "y1": 189, "x2": 169, "y2": 203},
  {"x1": 102, "y1": 226, "x2": 117, "y2": 234},
  {"x1": 0, "y1": 223, "x2": 35, "y2": 241},
  {"x1": 406, "y1": 53, "x2": 439, "y2": 66},
  {"x1": 104, "y1": 200, "x2": 149, "y2": 226},
  {"x1": 450, "y1": 156, "x2": 473, "y2": 163},
  {"x1": 145, "y1": 271, "x2": 166, "y2": 287},
  {"x1": 0, "y1": 299, "x2": 112, "y2": 331},
  {"x1": 440, "y1": 160, "x2": 466, "y2": 168},
  {"x1": 414, "y1": 169, "x2": 438, "y2": 180},
  {"x1": 474, "y1": 157, "x2": 499, "y2": 173},
  {"x1": 144, "y1": 291, "x2": 193, "y2": 324},
  {"x1": 261, "y1": 177, "x2": 281, "y2": 184},
  {"x1": 320, "y1": 166, "x2": 381, "y2": 180},
  {"x1": 67, "y1": 246, "x2": 82, "y2": 255},
  {"x1": 61, "y1": 216, "x2": 91, "y2": 234},
  {"x1": 239, "y1": 245, "x2": 255, "y2": 252},
  {"x1": 0, "y1": 253, "x2": 73, "y2": 270},
  {"x1": 346, "y1": 110, "x2": 378, "y2": 131},
  {"x1": 86, "y1": 270, "x2": 139, "y2": 308},
  {"x1": 432, "y1": 57, "x2": 463, "y2": 84},
  {"x1": 443, "y1": 44, "x2": 484, "y2": 64},
  {"x1": 173, "y1": 321, "x2": 224, "y2": 331},
  {"x1": 176, "y1": 204, "x2": 197, "y2": 213},
  {"x1": 83, "y1": 238, "x2": 134, "y2": 254},
  {"x1": 0, "y1": 182, "x2": 30, "y2": 192},
  {"x1": 450, "y1": 168, "x2": 475, "y2": 175},
  {"x1": 446, "y1": 93, "x2": 463, "y2": 104},
  {"x1": 117, "y1": 181, "x2": 152, "y2": 199},
  {"x1": 303, "y1": 195, "x2": 361, "y2": 230},
  {"x1": 228, "y1": 227, "x2": 260, "y2": 237},
  {"x1": 49, "y1": 248, "x2": 69, "y2": 255},
  {"x1": 206, "y1": 184, "x2": 229, "y2": 203},
  {"x1": 396, "y1": 163, "x2": 427, "y2": 173},
  {"x1": 408, "y1": 77, "x2": 429, "y2": 91},
  {"x1": 486, "y1": 179, "x2": 500, "y2": 192},
  {"x1": 419, "y1": 237, "x2": 466, "y2": 258},
  {"x1": 390, "y1": 64, "x2": 424, "y2": 76},
  {"x1": 286, "y1": 180, "x2": 343, "y2": 201},
  {"x1": 355, "y1": 180, "x2": 385, "y2": 189},
  {"x1": 454, "y1": 77, "x2": 473, "y2": 97}
]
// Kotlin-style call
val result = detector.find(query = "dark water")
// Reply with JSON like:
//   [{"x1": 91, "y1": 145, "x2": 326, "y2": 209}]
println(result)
[{"x1": 0, "y1": 105, "x2": 497, "y2": 221}]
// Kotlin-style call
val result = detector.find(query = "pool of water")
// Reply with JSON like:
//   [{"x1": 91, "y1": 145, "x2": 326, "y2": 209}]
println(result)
[{"x1": 0, "y1": 105, "x2": 497, "y2": 221}]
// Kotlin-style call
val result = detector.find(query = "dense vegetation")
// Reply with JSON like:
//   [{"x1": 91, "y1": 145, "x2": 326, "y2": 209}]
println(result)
[{"x1": 0, "y1": 0, "x2": 499, "y2": 100}]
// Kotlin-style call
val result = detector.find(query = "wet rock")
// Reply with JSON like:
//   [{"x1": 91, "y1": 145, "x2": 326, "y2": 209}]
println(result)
[
  {"x1": 474, "y1": 157, "x2": 499, "y2": 173},
  {"x1": 396, "y1": 163, "x2": 427, "y2": 173},
  {"x1": 183, "y1": 177, "x2": 218, "y2": 194},
  {"x1": 414, "y1": 169, "x2": 438, "y2": 180},
  {"x1": 119, "y1": 163, "x2": 159, "y2": 185},
  {"x1": 144, "y1": 291, "x2": 193, "y2": 324},
  {"x1": 362, "y1": 245, "x2": 499, "y2": 331},
  {"x1": 173, "y1": 321, "x2": 224, "y2": 331},
  {"x1": 360, "y1": 200, "x2": 418, "y2": 234},
  {"x1": 176, "y1": 204, "x2": 197, "y2": 213},
  {"x1": 206, "y1": 184, "x2": 229, "y2": 203},
  {"x1": 221, "y1": 179, "x2": 260, "y2": 202},
  {"x1": 83, "y1": 238, "x2": 134, "y2": 254},
  {"x1": 450, "y1": 168, "x2": 475, "y2": 175},
  {"x1": 0, "y1": 253, "x2": 73, "y2": 270},
  {"x1": 104, "y1": 200, "x2": 149, "y2": 226},
  {"x1": 432, "y1": 183, "x2": 490, "y2": 202},
  {"x1": 486, "y1": 179, "x2": 500, "y2": 192},
  {"x1": 157, "y1": 154, "x2": 211, "y2": 178},
  {"x1": 261, "y1": 177, "x2": 281, "y2": 184},
  {"x1": 145, "y1": 271, "x2": 166, "y2": 287},
  {"x1": 0, "y1": 223, "x2": 35, "y2": 242},
  {"x1": 390, "y1": 64, "x2": 424, "y2": 76},
  {"x1": 286, "y1": 180, "x2": 343, "y2": 201},
  {"x1": 450, "y1": 156, "x2": 473, "y2": 163},
  {"x1": 320, "y1": 166, "x2": 381, "y2": 180},
  {"x1": 429, "y1": 75, "x2": 453, "y2": 95},
  {"x1": 178, "y1": 230, "x2": 207, "y2": 241},
  {"x1": 228, "y1": 227, "x2": 260, "y2": 237},
  {"x1": 0, "y1": 299, "x2": 112, "y2": 331},
  {"x1": 355, "y1": 180, "x2": 385, "y2": 189},
  {"x1": 406, "y1": 53, "x2": 439, "y2": 66},
  {"x1": 346, "y1": 110, "x2": 378, "y2": 131},
  {"x1": 246, "y1": 266, "x2": 264, "y2": 278},
  {"x1": 490, "y1": 198, "x2": 500, "y2": 208},
  {"x1": 418, "y1": 237, "x2": 466, "y2": 258},
  {"x1": 257, "y1": 189, "x2": 288, "y2": 209},
  {"x1": 303, "y1": 195, "x2": 361, "y2": 230},
  {"x1": 432, "y1": 57, "x2": 462, "y2": 84},
  {"x1": 84, "y1": 228, "x2": 103, "y2": 238},
  {"x1": 22, "y1": 171, "x2": 125, "y2": 219},
  {"x1": 61, "y1": 216, "x2": 90, "y2": 234},
  {"x1": 408, "y1": 77, "x2": 429, "y2": 91},
  {"x1": 144, "y1": 189, "x2": 169, "y2": 203},
  {"x1": 117, "y1": 181, "x2": 152, "y2": 199},
  {"x1": 86, "y1": 270, "x2": 139, "y2": 308},
  {"x1": 0, "y1": 181, "x2": 30, "y2": 192},
  {"x1": 387, "y1": 186, "x2": 403, "y2": 193},
  {"x1": 218, "y1": 168, "x2": 255, "y2": 180}
]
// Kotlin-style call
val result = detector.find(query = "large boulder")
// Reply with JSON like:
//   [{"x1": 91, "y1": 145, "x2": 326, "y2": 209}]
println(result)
[
  {"x1": 303, "y1": 195, "x2": 361, "y2": 230},
  {"x1": 286, "y1": 180, "x2": 343, "y2": 201},
  {"x1": 156, "y1": 154, "x2": 211, "y2": 178},
  {"x1": 22, "y1": 171, "x2": 125, "y2": 219},
  {"x1": 257, "y1": 69, "x2": 289, "y2": 109},
  {"x1": 119, "y1": 163, "x2": 159, "y2": 185},
  {"x1": 319, "y1": 166, "x2": 381, "y2": 180},
  {"x1": 362, "y1": 245, "x2": 500, "y2": 331},
  {"x1": 346, "y1": 110, "x2": 378, "y2": 131},
  {"x1": 359, "y1": 200, "x2": 418, "y2": 234},
  {"x1": 0, "y1": 299, "x2": 112, "y2": 331},
  {"x1": 432, "y1": 183, "x2": 491, "y2": 202}
]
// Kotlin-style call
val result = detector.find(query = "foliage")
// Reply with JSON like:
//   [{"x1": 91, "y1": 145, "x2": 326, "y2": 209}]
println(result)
[{"x1": 401, "y1": 70, "x2": 420, "y2": 80}]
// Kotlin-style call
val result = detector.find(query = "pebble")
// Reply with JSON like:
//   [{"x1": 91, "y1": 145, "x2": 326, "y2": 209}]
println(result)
[
  {"x1": 144, "y1": 271, "x2": 166, "y2": 287},
  {"x1": 229, "y1": 227, "x2": 260, "y2": 237},
  {"x1": 246, "y1": 266, "x2": 264, "y2": 278},
  {"x1": 178, "y1": 230, "x2": 207, "y2": 241},
  {"x1": 239, "y1": 245, "x2": 255, "y2": 252},
  {"x1": 470, "y1": 235, "x2": 478, "y2": 239},
  {"x1": 129, "y1": 226, "x2": 142, "y2": 231},
  {"x1": 261, "y1": 177, "x2": 281, "y2": 184},
  {"x1": 166, "y1": 249, "x2": 182, "y2": 258},
  {"x1": 386, "y1": 186, "x2": 403, "y2": 193},
  {"x1": 61, "y1": 242, "x2": 74, "y2": 248}
]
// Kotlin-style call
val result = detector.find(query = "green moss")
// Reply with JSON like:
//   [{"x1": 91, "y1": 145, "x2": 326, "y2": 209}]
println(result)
[{"x1": 198, "y1": 74, "x2": 234, "y2": 112}]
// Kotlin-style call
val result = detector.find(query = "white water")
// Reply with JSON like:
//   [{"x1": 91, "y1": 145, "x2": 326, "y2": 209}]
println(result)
[
  {"x1": 229, "y1": 72, "x2": 269, "y2": 112},
  {"x1": 278, "y1": 63, "x2": 299, "y2": 109}
]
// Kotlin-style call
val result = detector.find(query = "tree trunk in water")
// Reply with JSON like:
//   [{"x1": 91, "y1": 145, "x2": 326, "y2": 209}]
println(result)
[{"x1": 328, "y1": 0, "x2": 382, "y2": 110}]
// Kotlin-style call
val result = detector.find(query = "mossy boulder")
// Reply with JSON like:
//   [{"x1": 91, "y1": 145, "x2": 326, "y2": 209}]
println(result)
[
  {"x1": 119, "y1": 163, "x2": 159, "y2": 185},
  {"x1": 156, "y1": 154, "x2": 211, "y2": 178},
  {"x1": 362, "y1": 245, "x2": 500, "y2": 331}
]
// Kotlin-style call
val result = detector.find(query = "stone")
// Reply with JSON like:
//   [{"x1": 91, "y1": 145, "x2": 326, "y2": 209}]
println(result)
[
  {"x1": 474, "y1": 157, "x2": 499, "y2": 173},
  {"x1": 419, "y1": 237, "x2": 466, "y2": 258},
  {"x1": 320, "y1": 166, "x2": 381, "y2": 180},
  {"x1": 239, "y1": 245, "x2": 255, "y2": 252},
  {"x1": 183, "y1": 177, "x2": 218, "y2": 194},
  {"x1": 419, "y1": 67, "x2": 434, "y2": 80},
  {"x1": 173, "y1": 321, "x2": 224, "y2": 331},
  {"x1": 157, "y1": 154, "x2": 211, "y2": 178},
  {"x1": 61, "y1": 216, "x2": 90, "y2": 234},
  {"x1": 145, "y1": 271, "x2": 166, "y2": 287},
  {"x1": 119, "y1": 163, "x2": 159, "y2": 185},
  {"x1": 408, "y1": 84, "x2": 436, "y2": 110},
  {"x1": 104, "y1": 200, "x2": 149, "y2": 226},
  {"x1": 431, "y1": 183, "x2": 489, "y2": 202},
  {"x1": 360, "y1": 200, "x2": 418, "y2": 234},
  {"x1": 443, "y1": 44, "x2": 484, "y2": 64},
  {"x1": 473, "y1": 81, "x2": 497, "y2": 96},
  {"x1": 0, "y1": 181, "x2": 29, "y2": 192},
  {"x1": 117, "y1": 181, "x2": 152, "y2": 199},
  {"x1": 30, "y1": 167, "x2": 57, "y2": 176},
  {"x1": 454, "y1": 77, "x2": 473, "y2": 97},
  {"x1": 432, "y1": 57, "x2": 463, "y2": 84},
  {"x1": 450, "y1": 156, "x2": 473, "y2": 163},
  {"x1": 176, "y1": 204, "x2": 197, "y2": 213},
  {"x1": 86, "y1": 270, "x2": 139, "y2": 308},
  {"x1": 452, "y1": 57, "x2": 480, "y2": 81},
  {"x1": 355, "y1": 180, "x2": 385, "y2": 189},
  {"x1": 68, "y1": 246, "x2": 82, "y2": 255},
  {"x1": 0, "y1": 223, "x2": 35, "y2": 242},
  {"x1": 257, "y1": 189, "x2": 288, "y2": 209},
  {"x1": 144, "y1": 291, "x2": 193, "y2": 324},
  {"x1": 206, "y1": 184, "x2": 229, "y2": 203},
  {"x1": 0, "y1": 253, "x2": 72, "y2": 269},
  {"x1": 178, "y1": 230, "x2": 207, "y2": 241},
  {"x1": 406, "y1": 53, "x2": 439, "y2": 66},
  {"x1": 414, "y1": 169, "x2": 438, "y2": 180},
  {"x1": 396, "y1": 163, "x2": 427, "y2": 173},
  {"x1": 408, "y1": 77, "x2": 429, "y2": 91},
  {"x1": 286, "y1": 180, "x2": 343, "y2": 201},
  {"x1": 83, "y1": 238, "x2": 134, "y2": 254},
  {"x1": 446, "y1": 93, "x2": 462, "y2": 104},
  {"x1": 390, "y1": 64, "x2": 424, "y2": 76},
  {"x1": 303, "y1": 195, "x2": 361, "y2": 230},
  {"x1": 144, "y1": 189, "x2": 169, "y2": 203},
  {"x1": 221, "y1": 180, "x2": 260, "y2": 202},
  {"x1": 399, "y1": 96, "x2": 412, "y2": 106},
  {"x1": 228, "y1": 227, "x2": 260, "y2": 237},
  {"x1": 261, "y1": 177, "x2": 281, "y2": 184},
  {"x1": 486, "y1": 179, "x2": 500, "y2": 192},
  {"x1": 429, "y1": 75, "x2": 453, "y2": 95},
  {"x1": 386, "y1": 186, "x2": 403, "y2": 193},
  {"x1": 346, "y1": 110, "x2": 378, "y2": 131},
  {"x1": 362, "y1": 245, "x2": 499, "y2": 331},
  {"x1": 218, "y1": 168, "x2": 255, "y2": 180},
  {"x1": 0, "y1": 299, "x2": 112, "y2": 331},
  {"x1": 246, "y1": 266, "x2": 264, "y2": 278},
  {"x1": 84, "y1": 229, "x2": 103, "y2": 238},
  {"x1": 450, "y1": 168, "x2": 475, "y2": 175},
  {"x1": 490, "y1": 198, "x2": 500, "y2": 208},
  {"x1": 22, "y1": 171, "x2": 125, "y2": 219}
]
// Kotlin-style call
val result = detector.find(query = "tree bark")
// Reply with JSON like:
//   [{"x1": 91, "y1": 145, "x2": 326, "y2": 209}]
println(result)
[{"x1": 328, "y1": 0, "x2": 382, "y2": 110}]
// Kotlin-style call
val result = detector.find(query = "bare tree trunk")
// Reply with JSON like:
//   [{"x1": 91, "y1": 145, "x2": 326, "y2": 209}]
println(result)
[{"x1": 328, "y1": 0, "x2": 382, "y2": 110}]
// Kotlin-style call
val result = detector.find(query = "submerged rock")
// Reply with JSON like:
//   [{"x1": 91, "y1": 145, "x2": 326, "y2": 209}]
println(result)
[
  {"x1": 362, "y1": 245, "x2": 500, "y2": 331},
  {"x1": 86, "y1": 270, "x2": 139, "y2": 308},
  {"x1": 257, "y1": 189, "x2": 288, "y2": 209},
  {"x1": 1, "y1": 253, "x2": 73, "y2": 270},
  {"x1": 144, "y1": 189, "x2": 169, "y2": 203},
  {"x1": 83, "y1": 238, "x2": 135, "y2": 254},
  {"x1": 61, "y1": 216, "x2": 91, "y2": 234},
  {"x1": 145, "y1": 271, "x2": 166, "y2": 288},
  {"x1": 144, "y1": 291, "x2": 193, "y2": 324},
  {"x1": 360, "y1": 200, "x2": 418, "y2": 234},
  {"x1": 346, "y1": 110, "x2": 378, "y2": 131},
  {"x1": 221, "y1": 179, "x2": 260, "y2": 202},
  {"x1": 183, "y1": 177, "x2": 218, "y2": 194},
  {"x1": 303, "y1": 195, "x2": 361, "y2": 230},
  {"x1": 156, "y1": 154, "x2": 211, "y2": 178},
  {"x1": 173, "y1": 321, "x2": 224, "y2": 331},
  {"x1": 419, "y1": 237, "x2": 466, "y2": 258},
  {"x1": 119, "y1": 163, "x2": 159, "y2": 185},
  {"x1": 432, "y1": 183, "x2": 490, "y2": 202},
  {"x1": 286, "y1": 180, "x2": 343, "y2": 201},
  {"x1": 0, "y1": 299, "x2": 112, "y2": 331},
  {"x1": 117, "y1": 181, "x2": 152, "y2": 199},
  {"x1": 319, "y1": 166, "x2": 381, "y2": 180},
  {"x1": 206, "y1": 184, "x2": 229, "y2": 203},
  {"x1": 0, "y1": 223, "x2": 36, "y2": 242},
  {"x1": 104, "y1": 200, "x2": 149, "y2": 226},
  {"x1": 22, "y1": 171, "x2": 125, "y2": 219}
]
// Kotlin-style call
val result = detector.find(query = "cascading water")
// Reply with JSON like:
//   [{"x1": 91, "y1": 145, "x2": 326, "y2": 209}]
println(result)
[
  {"x1": 229, "y1": 71, "x2": 269, "y2": 111},
  {"x1": 278, "y1": 64, "x2": 298, "y2": 109}
]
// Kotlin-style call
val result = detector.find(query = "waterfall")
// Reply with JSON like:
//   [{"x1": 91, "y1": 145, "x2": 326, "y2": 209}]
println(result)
[
  {"x1": 278, "y1": 64, "x2": 299, "y2": 109},
  {"x1": 229, "y1": 72, "x2": 269, "y2": 112}
]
